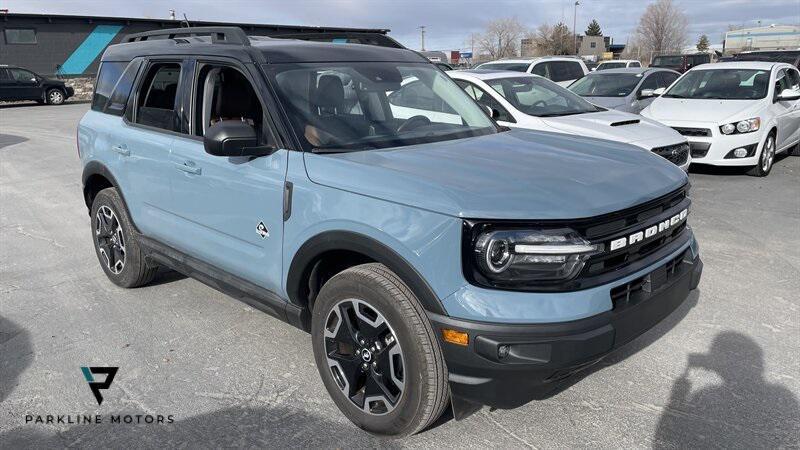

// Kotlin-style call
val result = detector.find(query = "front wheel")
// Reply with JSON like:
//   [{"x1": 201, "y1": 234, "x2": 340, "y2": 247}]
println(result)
[
  {"x1": 748, "y1": 133, "x2": 776, "y2": 177},
  {"x1": 46, "y1": 88, "x2": 65, "y2": 105},
  {"x1": 311, "y1": 263, "x2": 449, "y2": 436}
]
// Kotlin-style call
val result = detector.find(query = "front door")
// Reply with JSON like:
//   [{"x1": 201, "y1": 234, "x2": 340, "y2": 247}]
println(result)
[
  {"x1": 168, "y1": 61, "x2": 288, "y2": 292},
  {"x1": 7, "y1": 68, "x2": 41, "y2": 100}
]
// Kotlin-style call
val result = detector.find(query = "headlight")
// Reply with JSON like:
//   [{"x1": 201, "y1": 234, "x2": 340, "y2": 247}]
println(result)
[
  {"x1": 720, "y1": 117, "x2": 760, "y2": 135},
  {"x1": 473, "y1": 228, "x2": 600, "y2": 284}
]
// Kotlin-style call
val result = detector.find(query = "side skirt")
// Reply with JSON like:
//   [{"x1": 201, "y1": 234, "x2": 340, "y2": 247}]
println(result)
[{"x1": 138, "y1": 235, "x2": 309, "y2": 331}]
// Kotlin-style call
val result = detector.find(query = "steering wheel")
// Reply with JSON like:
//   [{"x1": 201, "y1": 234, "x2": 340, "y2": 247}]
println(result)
[{"x1": 397, "y1": 115, "x2": 432, "y2": 133}]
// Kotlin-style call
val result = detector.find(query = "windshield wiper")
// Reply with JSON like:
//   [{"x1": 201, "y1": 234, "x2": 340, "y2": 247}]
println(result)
[
  {"x1": 311, "y1": 146, "x2": 373, "y2": 154},
  {"x1": 662, "y1": 94, "x2": 686, "y2": 98},
  {"x1": 538, "y1": 111, "x2": 587, "y2": 117}
]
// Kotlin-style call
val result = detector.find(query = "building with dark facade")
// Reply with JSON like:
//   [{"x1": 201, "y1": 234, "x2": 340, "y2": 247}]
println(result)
[{"x1": 1, "y1": 12, "x2": 395, "y2": 78}]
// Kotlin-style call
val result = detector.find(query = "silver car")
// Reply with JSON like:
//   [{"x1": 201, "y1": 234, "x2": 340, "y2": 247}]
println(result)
[{"x1": 568, "y1": 68, "x2": 681, "y2": 114}]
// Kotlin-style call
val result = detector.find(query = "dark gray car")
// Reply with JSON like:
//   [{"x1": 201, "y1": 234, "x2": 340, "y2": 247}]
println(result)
[{"x1": 568, "y1": 68, "x2": 680, "y2": 114}]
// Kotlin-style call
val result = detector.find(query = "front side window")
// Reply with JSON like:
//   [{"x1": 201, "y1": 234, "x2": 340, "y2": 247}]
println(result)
[
  {"x1": 194, "y1": 65, "x2": 267, "y2": 141},
  {"x1": 455, "y1": 80, "x2": 514, "y2": 122},
  {"x1": 785, "y1": 68, "x2": 800, "y2": 90},
  {"x1": 8, "y1": 68, "x2": 36, "y2": 83},
  {"x1": 267, "y1": 62, "x2": 496, "y2": 152},
  {"x1": 663, "y1": 69, "x2": 770, "y2": 100},
  {"x1": 135, "y1": 62, "x2": 182, "y2": 132},
  {"x1": 569, "y1": 73, "x2": 642, "y2": 97},
  {"x1": 4, "y1": 29, "x2": 37, "y2": 44},
  {"x1": 638, "y1": 74, "x2": 660, "y2": 93},
  {"x1": 659, "y1": 72, "x2": 680, "y2": 88},
  {"x1": 486, "y1": 76, "x2": 600, "y2": 117}
]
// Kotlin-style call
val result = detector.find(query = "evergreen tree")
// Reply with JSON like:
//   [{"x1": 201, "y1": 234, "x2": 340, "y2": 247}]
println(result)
[
  {"x1": 586, "y1": 19, "x2": 602, "y2": 36},
  {"x1": 696, "y1": 34, "x2": 710, "y2": 52}
]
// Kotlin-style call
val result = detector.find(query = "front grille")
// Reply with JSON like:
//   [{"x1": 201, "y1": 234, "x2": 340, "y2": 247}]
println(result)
[
  {"x1": 672, "y1": 127, "x2": 711, "y2": 137},
  {"x1": 689, "y1": 142, "x2": 711, "y2": 158},
  {"x1": 652, "y1": 143, "x2": 690, "y2": 166},
  {"x1": 611, "y1": 248, "x2": 691, "y2": 310}
]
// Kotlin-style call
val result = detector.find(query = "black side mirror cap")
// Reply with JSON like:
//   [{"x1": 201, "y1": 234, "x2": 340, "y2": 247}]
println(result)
[{"x1": 203, "y1": 121, "x2": 276, "y2": 157}]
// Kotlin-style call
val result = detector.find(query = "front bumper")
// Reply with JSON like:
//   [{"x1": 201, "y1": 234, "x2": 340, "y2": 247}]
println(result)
[
  {"x1": 662, "y1": 121, "x2": 765, "y2": 167},
  {"x1": 429, "y1": 251, "x2": 703, "y2": 409},
  {"x1": 64, "y1": 86, "x2": 75, "y2": 98}
]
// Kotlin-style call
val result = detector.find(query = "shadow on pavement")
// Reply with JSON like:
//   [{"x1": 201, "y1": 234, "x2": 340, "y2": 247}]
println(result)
[
  {"x1": 0, "y1": 134, "x2": 29, "y2": 150},
  {"x1": 0, "y1": 405, "x2": 401, "y2": 448},
  {"x1": 653, "y1": 331, "x2": 799, "y2": 448},
  {"x1": 0, "y1": 100, "x2": 90, "y2": 109},
  {"x1": 689, "y1": 153, "x2": 793, "y2": 176},
  {"x1": 0, "y1": 315, "x2": 34, "y2": 403}
]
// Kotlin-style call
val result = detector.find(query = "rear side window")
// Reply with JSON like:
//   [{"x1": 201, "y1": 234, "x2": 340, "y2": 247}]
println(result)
[
  {"x1": 92, "y1": 60, "x2": 142, "y2": 116},
  {"x1": 92, "y1": 62, "x2": 126, "y2": 112},
  {"x1": 134, "y1": 62, "x2": 182, "y2": 132},
  {"x1": 547, "y1": 62, "x2": 584, "y2": 83}
]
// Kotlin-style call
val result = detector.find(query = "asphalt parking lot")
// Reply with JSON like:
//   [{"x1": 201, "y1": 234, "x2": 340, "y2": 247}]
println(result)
[{"x1": 1, "y1": 102, "x2": 798, "y2": 448}]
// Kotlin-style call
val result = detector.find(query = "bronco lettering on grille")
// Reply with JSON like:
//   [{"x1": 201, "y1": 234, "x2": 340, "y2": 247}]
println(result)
[{"x1": 608, "y1": 209, "x2": 688, "y2": 252}]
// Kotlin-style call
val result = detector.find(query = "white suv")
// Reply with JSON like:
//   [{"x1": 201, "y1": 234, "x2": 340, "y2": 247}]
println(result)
[
  {"x1": 642, "y1": 61, "x2": 800, "y2": 176},
  {"x1": 595, "y1": 59, "x2": 642, "y2": 71},
  {"x1": 475, "y1": 57, "x2": 589, "y2": 87}
]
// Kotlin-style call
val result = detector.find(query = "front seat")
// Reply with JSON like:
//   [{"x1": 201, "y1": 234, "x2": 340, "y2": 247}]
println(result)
[{"x1": 304, "y1": 74, "x2": 361, "y2": 147}]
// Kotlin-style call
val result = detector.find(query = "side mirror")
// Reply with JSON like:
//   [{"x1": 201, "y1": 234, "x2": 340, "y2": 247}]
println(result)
[
  {"x1": 777, "y1": 88, "x2": 800, "y2": 101},
  {"x1": 638, "y1": 89, "x2": 656, "y2": 99},
  {"x1": 204, "y1": 121, "x2": 275, "y2": 157},
  {"x1": 653, "y1": 87, "x2": 666, "y2": 95}
]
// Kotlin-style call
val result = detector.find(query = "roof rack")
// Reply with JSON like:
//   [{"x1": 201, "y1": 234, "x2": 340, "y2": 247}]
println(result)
[{"x1": 123, "y1": 26, "x2": 250, "y2": 46}]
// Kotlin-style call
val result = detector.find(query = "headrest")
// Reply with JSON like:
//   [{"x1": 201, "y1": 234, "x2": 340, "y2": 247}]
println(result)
[{"x1": 311, "y1": 74, "x2": 345, "y2": 108}]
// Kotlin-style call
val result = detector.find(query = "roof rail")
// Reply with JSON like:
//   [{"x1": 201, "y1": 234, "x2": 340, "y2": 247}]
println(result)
[{"x1": 123, "y1": 26, "x2": 250, "y2": 46}]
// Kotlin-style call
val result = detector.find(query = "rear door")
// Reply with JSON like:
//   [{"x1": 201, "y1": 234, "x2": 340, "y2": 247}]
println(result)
[
  {"x1": 0, "y1": 69, "x2": 15, "y2": 100},
  {"x1": 7, "y1": 68, "x2": 41, "y2": 100},
  {"x1": 167, "y1": 59, "x2": 288, "y2": 292}
]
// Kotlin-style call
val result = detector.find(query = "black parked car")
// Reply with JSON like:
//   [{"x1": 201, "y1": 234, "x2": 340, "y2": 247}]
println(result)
[{"x1": 0, "y1": 65, "x2": 74, "y2": 105}]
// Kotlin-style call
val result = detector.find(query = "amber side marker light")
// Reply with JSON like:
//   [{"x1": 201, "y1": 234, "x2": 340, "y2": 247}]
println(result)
[{"x1": 442, "y1": 329, "x2": 469, "y2": 346}]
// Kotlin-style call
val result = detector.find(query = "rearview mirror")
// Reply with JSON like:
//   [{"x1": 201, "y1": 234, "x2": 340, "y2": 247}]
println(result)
[
  {"x1": 777, "y1": 88, "x2": 800, "y2": 101},
  {"x1": 204, "y1": 121, "x2": 275, "y2": 157},
  {"x1": 481, "y1": 104, "x2": 500, "y2": 120}
]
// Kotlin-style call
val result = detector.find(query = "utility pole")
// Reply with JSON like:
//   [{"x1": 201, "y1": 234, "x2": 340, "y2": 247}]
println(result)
[
  {"x1": 418, "y1": 26, "x2": 426, "y2": 51},
  {"x1": 573, "y1": 1, "x2": 580, "y2": 55}
]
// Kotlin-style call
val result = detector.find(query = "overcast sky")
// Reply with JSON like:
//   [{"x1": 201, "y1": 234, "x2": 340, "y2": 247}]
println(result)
[{"x1": 3, "y1": 0, "x2": 799, "y2": 51}]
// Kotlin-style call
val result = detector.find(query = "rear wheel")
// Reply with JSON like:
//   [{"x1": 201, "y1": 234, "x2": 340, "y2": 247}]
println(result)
[
  {"x1": 311, "y1": 263, "x2": 449, "y2": 436},
  {"x1": 748, "y1": 133, "x2": 776, "y2": 177},
  {"x1": 46, "y1": 88, "x2": 65, "y2": 105},
  {"x1": 90, "y1": 188, "x2": 157, "y2": 287}
]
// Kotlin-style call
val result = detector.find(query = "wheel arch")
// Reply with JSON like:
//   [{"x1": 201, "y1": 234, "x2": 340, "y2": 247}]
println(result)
[
  {"x1": 82, "y1": 161, "x2": 139, "y2": 232},
  {"x1": 286, "y1": 230, "x2": 447, "y2": 318}
]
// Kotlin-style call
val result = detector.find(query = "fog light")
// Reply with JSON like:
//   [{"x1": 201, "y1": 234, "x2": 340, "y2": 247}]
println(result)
[{"x1": 733, "y1": 147, "x2": 748, "y2": 158}]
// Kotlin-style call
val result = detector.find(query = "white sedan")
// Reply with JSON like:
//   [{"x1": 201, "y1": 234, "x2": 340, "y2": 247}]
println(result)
[
  {"x1": 448, "y1": 69, "x2": 691, "y2": 170},
  {"x1": 641, "y1": 61, "x2": 800, "y2": 177}
]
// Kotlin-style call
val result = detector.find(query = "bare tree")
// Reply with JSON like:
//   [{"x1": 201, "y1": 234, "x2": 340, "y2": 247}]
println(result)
[
  {"x1": 528, "y1": 22, "x2": 575, "y2": 56},
  {"x1": 635, "y1": 0, "x2": 688, "y2": 57},
  {"x1": 476, "y1": 18, "x2": 525, "y2": 59}
]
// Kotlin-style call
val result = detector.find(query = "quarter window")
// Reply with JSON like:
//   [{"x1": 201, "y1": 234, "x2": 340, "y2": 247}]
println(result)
[
  {"x1": 92, "y1": 62, "x2": 126, "y2": 113},
  {"x1": 135, "y1": 63, "x2": 182, "y2": 132},
  {"x1": 4, "y1": 28, "x2": 37, "y2": 44}
]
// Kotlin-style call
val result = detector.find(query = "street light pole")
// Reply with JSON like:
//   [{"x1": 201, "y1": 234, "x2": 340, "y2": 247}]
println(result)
[
  {"x1": 418, "y1": 26, "x2": 426, "y2": 51},
  {"x1": 573, "y1": 1, "x2": 580, "y2": 55}
]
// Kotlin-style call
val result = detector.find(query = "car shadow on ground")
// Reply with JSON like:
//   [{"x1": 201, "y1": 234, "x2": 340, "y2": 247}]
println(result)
[
  {"x1": 689, "y1": 153, "x2": 793, "y2": 176},
  {"x1": 0, "y1": 134, "x2": 29, "y2": 150},
  {"x1": 0, "y1": 100, "x2": 90, "y2": 109},
  {"x1": 653, "y1": 331, "x2": 799, "y2": 448},
  {"x1": 0, "y1": 315, "x2": 34, "y2": 404}
]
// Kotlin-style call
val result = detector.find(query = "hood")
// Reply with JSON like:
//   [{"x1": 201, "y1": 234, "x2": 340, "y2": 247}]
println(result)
[
  {"x1": 644, "y1": 97, "x2": 764, "y2": 124},
  {"x1": 304, "y1": 130, "x2": 687, "y2": 220},
  {"x1": 584, "y1": 96, "x2": 629, "y2": 110},
  {"x1": 539, "y1": 109, "x2": 680, "y2": 145}
]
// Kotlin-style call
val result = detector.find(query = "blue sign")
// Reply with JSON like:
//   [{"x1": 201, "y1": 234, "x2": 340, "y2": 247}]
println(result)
[{"x1": 461, "y1": 52, "x2": 473, "y2": 58}]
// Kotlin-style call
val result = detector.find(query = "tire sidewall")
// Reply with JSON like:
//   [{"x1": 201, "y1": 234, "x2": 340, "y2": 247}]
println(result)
[
  {"x1": 90, "y1": 188, "x2": 146, "y2": 287},
  {"x1": 750, "y1": 133, "x2": 776, "y2": 177},
  {"x1": 311, "y1": 270, "x2": 432, "y2": 436}
]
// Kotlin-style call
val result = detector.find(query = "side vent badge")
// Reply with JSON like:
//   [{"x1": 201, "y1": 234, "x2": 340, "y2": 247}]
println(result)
[{"x1": 256, "y1": 222, "x2": 269, "y2": 239}]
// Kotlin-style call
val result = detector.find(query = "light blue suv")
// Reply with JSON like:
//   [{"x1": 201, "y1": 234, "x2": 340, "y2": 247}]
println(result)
[{"x1": 79, "y1": 27, "x2": 702, "y2": 436}]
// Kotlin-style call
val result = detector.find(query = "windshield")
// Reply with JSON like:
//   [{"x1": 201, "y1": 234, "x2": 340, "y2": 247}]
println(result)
[
  {"x1": 569, "y1": 73, "x2": 642, "y2": 97},
  {"x1": 475, "y1": 62, "x2": 531, "y2": 72},
  {"x1": 485, "y1": 76, "x2": 601, "y2": 117},
  {"x1": 652, "y1": 56, "x2": 683, "y2": 66},
  {"x1": 266, "y1": 62, "x2": 496, "y2": 152},
  {"x1": 597, "y1": 62, "x2": 626, "y2": 70},
  {"x1": 663, "y1": 69, "x2": 770, "y2": 100}
]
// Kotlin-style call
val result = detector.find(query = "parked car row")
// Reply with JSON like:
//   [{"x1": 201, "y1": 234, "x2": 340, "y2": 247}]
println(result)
[{"x1": 464, "y1": 55, "x2": 800, "y2": 177}]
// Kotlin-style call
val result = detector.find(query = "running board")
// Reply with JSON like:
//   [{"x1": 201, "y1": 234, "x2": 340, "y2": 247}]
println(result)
[{"x1": 138, "y1": 235, "x2": 309, "y2": 331}]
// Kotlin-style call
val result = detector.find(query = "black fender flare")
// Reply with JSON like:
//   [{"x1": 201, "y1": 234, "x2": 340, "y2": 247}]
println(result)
[
  {"x1": 81, "y1": 161, "x2": 139, "y2": 232},
  {"x1": 286, "y1": 230, "x2": 447, "y2": 316}
]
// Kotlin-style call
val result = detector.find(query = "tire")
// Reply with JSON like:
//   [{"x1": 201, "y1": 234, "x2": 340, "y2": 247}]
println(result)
[
  {"x1": 90, "y1": 188, "x2": 157, "y2": 288},
  {"x1": 748, "y1": 133, "x2": 776, "y2": 177},
  {"x1": 46, "y1": 88, "x2": 65, "y2": 105},
  {"x1": 311, "y1": 263, "x2": 449, "y2": 436}
]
